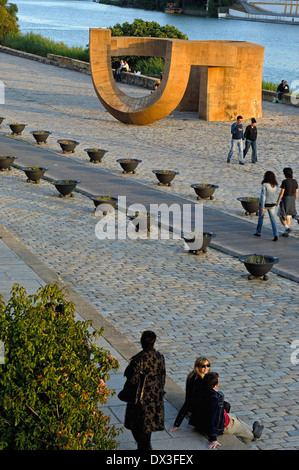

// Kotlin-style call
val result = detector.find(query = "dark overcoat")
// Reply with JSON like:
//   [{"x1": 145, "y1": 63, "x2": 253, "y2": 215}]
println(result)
[{"x1": 124, "y1": 349, "x2": 165, "y2": 433}]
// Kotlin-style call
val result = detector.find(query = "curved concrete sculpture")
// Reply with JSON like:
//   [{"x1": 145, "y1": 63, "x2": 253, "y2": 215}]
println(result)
[{"x1": 90, "y1": 28, "x2": 264, "y2": 125}]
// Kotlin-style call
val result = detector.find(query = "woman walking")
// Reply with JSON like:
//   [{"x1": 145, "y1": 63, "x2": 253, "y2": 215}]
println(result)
[
  {"x1": 276, "y1": 167, "x2": 298, "y2": 237},
  {"x1": 123, "y1": 331, "x2": 165, "y2": 450},
  {"x1": 169, "y1": 356, "x2": 211, "y2": 432},
  {"x1": 254, "y1": 171, "x2": 279, "y2": 241}
]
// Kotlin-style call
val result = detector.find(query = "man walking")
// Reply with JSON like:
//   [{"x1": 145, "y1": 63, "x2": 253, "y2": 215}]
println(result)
[
  {"x1": 227, "y1": 115, "x2": 245, "y2": 165},
  {"x1": 243, "y1": 118, "x2": 258, "y2": 163}
]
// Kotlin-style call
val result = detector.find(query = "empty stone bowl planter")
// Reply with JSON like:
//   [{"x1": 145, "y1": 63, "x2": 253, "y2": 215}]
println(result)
[
  {"x1": 51, "y1": 179, "x2": 80, "y2": 197},
  {"x1": 85, "y1": 148, "x2": 108, "y2": 163},
  {"x1": 0, "y1": 155, "x2": 17, "y2": 171},
  {"x1": 23, "y1": 166, "x2": 48, "y2": 184},
  {"x1": 57, "y1": 139, "x2": 79, "y2": 153},
  {"x1": 239, "y1": 254, "x2": 279, "y2": 280},
  {"x1": 31, "y1": 130, "x2": 51, "y2": 144},
  {"x1": 237, "y1": 197, "x2": 260, "y2": 216},
  {"x1": 152, "y1": 170, "x2": 179, "y2": 186},
  {"x1": 183, "y1": 232, "x2": 216, "y2": 254},
  {"x1": 117, "y1": 158, "x2": 142, "y2": 174},
  {"x1": 9, "y1": 123, "x2": 27, "y2": 135},
  {"x1": 191, "y1": 184, "x2": 219, "y2": 200}
]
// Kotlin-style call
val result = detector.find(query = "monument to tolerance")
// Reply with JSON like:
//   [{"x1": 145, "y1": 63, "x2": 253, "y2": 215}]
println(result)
[{"x1": 90, "y1": 28, "x2": 265, "y2": 125}]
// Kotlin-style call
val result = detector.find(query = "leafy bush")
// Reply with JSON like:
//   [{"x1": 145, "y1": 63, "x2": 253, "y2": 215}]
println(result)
[
  {"x1": 1, "y1": 31, "x2": 89, "y2": 62},
  {"x1": 109, "y1": 18, "x2": 188, "y2": 39},
  {"x1": 134, "y1": 57, "x2": 165, "y2": 75},
  {"x1": 0, "y1": 282, "x2": 120, "y2": 450},
  {"x1": 262, "y1": 80, "x2": 278, "y2": 92}
]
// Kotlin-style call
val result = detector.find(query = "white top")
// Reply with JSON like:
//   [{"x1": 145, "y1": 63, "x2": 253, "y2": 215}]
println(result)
[{"x1": 260, "y1": 182, "x2": 278, "y2": 206}]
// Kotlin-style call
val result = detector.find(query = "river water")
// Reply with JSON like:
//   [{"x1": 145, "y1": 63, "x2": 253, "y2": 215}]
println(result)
[{"x1": 12, "y1": 0, "x2": 299, "y2": 84}]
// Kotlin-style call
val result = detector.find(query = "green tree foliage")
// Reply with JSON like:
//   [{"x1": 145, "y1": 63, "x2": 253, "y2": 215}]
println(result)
[
  {"x1": 0, "y1": 0, "x2": 19, "y2": 42},
  {"x1": 0, "y1": 283, "x2": 120, "y2": 450},
  {"x1": 109, "y1": 18, "x2": 188, "y2": 40}
]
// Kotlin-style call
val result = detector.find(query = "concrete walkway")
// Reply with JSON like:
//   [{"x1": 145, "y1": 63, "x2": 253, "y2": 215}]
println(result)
[
  {"x1": 0, "y1": 227, "x2": 244, "y2": 451},
  {"x1": 0, "y1": 51, "x2": 299, "y2": 451},
  {"x1": 1, "y1": 134, "x2": 298, "y2": 282}
]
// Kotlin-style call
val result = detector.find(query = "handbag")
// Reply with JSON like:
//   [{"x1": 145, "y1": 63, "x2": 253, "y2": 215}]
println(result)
[{"x1": 118, "y1": 356, "x2": 146, "y2": 405}]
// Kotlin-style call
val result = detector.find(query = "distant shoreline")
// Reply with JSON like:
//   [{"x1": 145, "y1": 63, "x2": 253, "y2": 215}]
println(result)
[{"x1": 95, "y1": 1, "x2": 298, "y2": 25}]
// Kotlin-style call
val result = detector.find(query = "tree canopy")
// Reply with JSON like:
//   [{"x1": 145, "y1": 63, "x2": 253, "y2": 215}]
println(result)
[
  {"x1": 109, "y1": 18, "x2": 188, "y2": 40},
  {"x1": 0, "y1": 0, "x2": 19, "y2": 42}
]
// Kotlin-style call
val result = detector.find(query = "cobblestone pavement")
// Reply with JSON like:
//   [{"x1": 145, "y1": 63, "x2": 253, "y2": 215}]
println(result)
[{"x1": 0, "y1": 52, "x2": 299, "y2": 450}]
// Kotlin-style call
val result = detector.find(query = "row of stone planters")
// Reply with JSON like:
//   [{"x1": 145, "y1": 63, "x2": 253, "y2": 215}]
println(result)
[{"x1": 0, "y1": 119, "x2": 279, "y2": 280}]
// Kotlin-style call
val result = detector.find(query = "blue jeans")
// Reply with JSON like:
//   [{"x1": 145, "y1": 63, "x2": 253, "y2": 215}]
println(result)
[
  {"x1": 243, "y1": 140, "x2": 257, "y2": 162},
  {"x1": 228, "y1": 139, "x2": 243, "y2": 163},
  {"x1": 256, "y1": 205, "x2": 278, "y2": 237}
]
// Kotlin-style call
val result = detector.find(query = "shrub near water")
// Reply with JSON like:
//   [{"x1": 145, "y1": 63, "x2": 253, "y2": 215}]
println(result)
[
  {"x1": 2, "y1": 31, "x2": 89, "y2": 62},
  {"x1": 0, "y1": 282, "x2": 120, "y2": 450}
]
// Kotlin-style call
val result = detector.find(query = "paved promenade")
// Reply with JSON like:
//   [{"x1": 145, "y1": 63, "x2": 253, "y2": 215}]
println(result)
[{"x1": 0, "y1": 52, "x2": 298, "y2": 450}]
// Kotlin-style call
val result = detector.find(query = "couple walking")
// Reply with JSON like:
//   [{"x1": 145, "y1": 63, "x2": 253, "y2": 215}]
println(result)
[
  {"x1": 254, "y1": 168, "x2": 298, "y2": 241},
  {"x1": 227, "y1": 116, "x2": 257, "y2": 165}
]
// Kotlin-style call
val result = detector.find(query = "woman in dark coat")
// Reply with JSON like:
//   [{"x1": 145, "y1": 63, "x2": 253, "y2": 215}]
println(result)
[
  {"x1": 168, "y1": 356, "x2": 211, "y2": 432},
  {"x1": 124, "y1": 331, "x2": 166, "y2": 450}
]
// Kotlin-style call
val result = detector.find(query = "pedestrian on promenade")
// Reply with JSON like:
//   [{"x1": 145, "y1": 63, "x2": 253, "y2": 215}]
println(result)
[
  {"x1": 227, "y1": 116, "x2": 245, "y2": 165},
  {"x1": 276, "y1": 167, "x2": 298, "y2": 237},
  {"x1": 254, "y1": 171, "x2": 279, "y2": 241},
  {"x1": 113, "y1": 58, "x2": 121, "y2": 82},
  {"x1": 189, "y1": 372, "x2": 264, "y2": 449},
  {"x1": 273, "y1": 80, "x2": 289, "y2": 103},
  {"x1": 243, "y1": 118, "x2": 258, "y2": 163},
  {"x1": 168, "y1": 356, "x2": 211, "y2": 432},
  {"x1": 123, "y1": 331, "x2": 166, "y2": 450}
]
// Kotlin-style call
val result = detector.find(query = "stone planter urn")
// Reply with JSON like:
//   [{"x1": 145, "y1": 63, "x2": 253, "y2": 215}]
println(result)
[
  {"x1": 57, "y1": 139, "x2": 79, "y2": 153},
  {"x1": 239, "y1": 254, "x2": 279, "y2": 280},
  {"x1": 51, "y1": 179, "x2": 80, "y2": 197},
  {"x1": 0, "y1": 155, "x2": 17, "y2": 171},
  {"x1": 182, "y1": 232, "x2": 216, "y2": 254},
  {"x1": 23, "y1": 166, "x2": 48, "y2": 184},
  {"x1": 9, "y1": 123, "x2": 27, "y2": 135},
  {"x1": 117, "y1": 158, "x2": 142, "y2": 174},
  {"x1": 31, "y1": 130, "x2": 51, "y2": 144},
  {"x1": 152, "y1": 169, "x2": 179, "y2": 186},
  {"x1": 90, "y1": 196, "x2": 118, "y2": 215},
  {"x1": 191, "y1": 184, "x2": 219, "y2": 200},
  {"x1": 85, "y1": 148, "x2": 108, "y2": 163},
  {"x1": 127, "y1": 212, "x2": 156, "y2": 232},
  {"x1": 237, "y1": 197, "x2": 260, "y2": 216}
]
